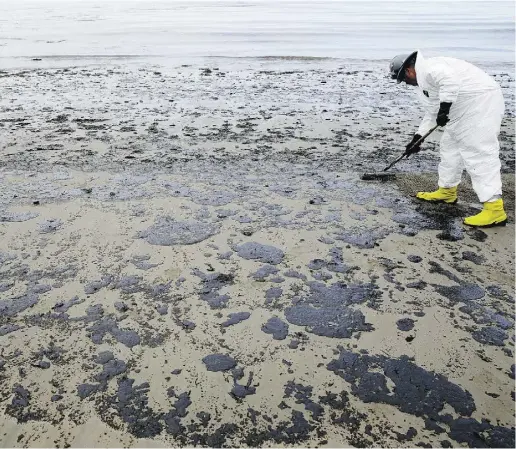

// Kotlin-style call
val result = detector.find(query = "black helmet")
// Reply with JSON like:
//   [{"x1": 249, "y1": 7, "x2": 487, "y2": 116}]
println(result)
[{"x1": 389, "y1": 51, "x2": 418, "y2": 83}]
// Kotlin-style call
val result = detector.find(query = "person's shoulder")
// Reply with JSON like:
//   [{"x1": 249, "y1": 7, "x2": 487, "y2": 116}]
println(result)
[
  {"x1": 428, "y1": 56, "x2": 456, "y2": 64},
  {"x1": 427, "y1": 57, "x2": 457, "y2": 74}
]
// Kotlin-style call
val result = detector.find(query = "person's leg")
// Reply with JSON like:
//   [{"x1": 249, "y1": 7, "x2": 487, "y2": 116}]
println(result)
[
  {"x1": 461, "y1": 143, "x2": 502, "y2": 203},
  {"x1": 416, "y1": 131, "x2": 462, "y2": 203},
  {"x1": 461, "y1": 90, "x2": 506, "y2": 226},
  {"x1": 462, "y1": 142, "x2": 506, "y2": 226}
]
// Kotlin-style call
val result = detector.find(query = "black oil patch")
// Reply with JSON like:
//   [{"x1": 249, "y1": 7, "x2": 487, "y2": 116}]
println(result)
[
  {"x1": 318, "y1": 389, "x2": 373, "y2": 446},
  {"x1": 231, "y1": 371, "x2": 256, "y2": 399},
  {"x1": 77, "y1": 383, "x2": 99, "y2": 400},
  {"x1": 115, "y1": 276, "x2": 143, "y2": 294},
  {"x1": 156, "y1": 304, "x2": 168, "y2": 315},
  {"x1": 427, "y1": 265, "x2": 510, "y2": 344},
  {"x1": 472, "y1": 326, "x2": 508, "y2": 346},
  {"x1": 485, "y1": 285, "x2": 512, "y2": 301},
  {"x1": 163, "y1": 391, "x2": 192, "y2": 436},
  {"x1": 334, "y1": 227, "x2": 391, "y2": 249},
  {"x1": 32, "y1": 284, "x2": 52, "y2": 294},
  {"x1": 93, "y1": 375, "x2": 322, "y2": 447},
  {"x1": 0, "y1": 282, "x2": 15, "y2": 292},
  {"x1": 202, "y1": 354, "x2": 237, "y2": 372},
  {"x1": 284, "y1": 381, "x2": 324, "y2": 420},
  {"x1": 217, "y1": 251, "x2": 233, "y2": 260},
  {"x1": 285, "y1": 305, "x2": 371, "y2": 338},
  {"x1": 406, "y1": 280, "x2": 427, "y2": 290},
  {"x1": 377, "y1": 257, "x2": 404, "y2": 271},
  {"x1": 312, "y1": 271, "x2": 332, "y2": 281},
  {"x1": 288, "y1": 339, "x2": 300, "y2": 349},
  {"x1": 114, "y1": 302, "x2": 129, "y2": 313},
  {"x1": 108, "y1": 378, "x2": 164, "y2": 438},
  {"x1": 458, "y1": 302, "x2": 513, "y2": 329},
  {"x1": 269, "y1": 276, "x2": 285, "y2": 283},
  {"x1": 406, "y1": 202, "x2": 465, "y2": 239},
  {"x1": 324, "y1": 349, "x2": 514, "y2": 446},
  {"x1": 10, "y1": 384, "x2": 30, "y2": 407},
  {"x1": 34, "y1": 342, "x2": 65, "y2": 362},
  {"x1": 0, "y1": 211, "x2": 39, "y2": 222},
  {"x1": 461, "y1": 251, "x2": 486, "y2": 265},
  {"x1": 31, "y1": 360, "x2": 50, "y2": 369},
  {"x1": 94, "y1": 359, "x2": 128, "y2": 383},
  {"x1": 448, "y1": 418, "x2": 515, "y2": 448},
  {"x1": 265, "y1": 287, "x2": 283, "y2": 305},
  {"x1": 193, "y1": 269, "x2": 234, "y2": 309},
  {"x1": 234, "y1": 242, "x2": 285, "y2": 265},
  {"x1": 87, "y1": 318, "x2": 141, "y2": 348},
  {"x1": 131, "y1": 254, "x2": 161, "y2": 270},
  {"x1": 283, "y1": 270, "x2": 307, "y2": 281},
  {"x1": 5, "y1": 384, "x2": 41, "y2": 423},
  {"x1": 190, "y1": 190, "x2": 236, "y2": 206},
  {"x1": 262, "y1": 317, "x2": 289, "y2": 340},
  {"x1": 396, "y1": 318, "x2": 415, "y2": 331},
  {"x1": 436, "y1": 221, "x2": 464, "y2": 242},
  {"x1": 53, "y1": 295, "x2": 84, "y2": 314},
  {"x1": 148, "y1": 280, "x2": 173, "y2": 300},
  {"x1": 429, "y1": 262, "x2": 488, "y2": 316},
  {"x1": 94, "y1": 351, "x2": 115, "y2": 365},
  {"x1": 434, "y1": 285, "x2": 485, "y2": 303},
  {"x1": 38, "y1": 218, "x2": 63, "y2": 233},
  {"x1": 222, "y1": 312, "x2": 251, "y2": 327},
  {"x1": 466, "y1": 229, "x2": 488, "y2": 242},
  {"x1": 0, "y1": 324, "x2": 21, "y2": 336},
  {"x1": 428, "y1": 261, "x2": 462, "y2": 284},
  {"x1": 84, "y1": 275, "x2": 113, "y2": 295},
  {"x1": 242, "y1": 410, "x2": 314, "y2": 446},
  {"x1": 327, "y1": 349, "x2": 475, "y2": 420},
  {"x1": 0, "y1": 251, "x2": 17, "y2": 266},
  {"x1": 308, "y1": 247, "x2": 359, "y2": 274},
  {"x1": 250, "y1": 264, "x2": 279, "y2": 281},
  {"x1": 180, "y1": 320, "x2": 196, "y2": 331},
  {"x1": 284, "y1": 281, "x2": 377, "y2": 338},
  {"x1": 0, "y1": 292, "x2": 39, "y2": 317},
  {"x1": 138, "y1": 216, "x2": 219, "y2": 246}
]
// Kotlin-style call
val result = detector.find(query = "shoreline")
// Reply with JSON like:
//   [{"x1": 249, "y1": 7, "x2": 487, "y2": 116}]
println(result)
[
  {"x1": 1, "y1": 55, "x2": 515, "y2": 73},
  {"x1": 0, "y1": 62, "x2": 514, "y2": 176}
]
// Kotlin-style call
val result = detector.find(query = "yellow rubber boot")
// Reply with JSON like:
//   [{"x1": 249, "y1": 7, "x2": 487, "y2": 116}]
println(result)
[
  {"x1": 416, "y1": 186, "x2": 458, "y2": 204},
  {"x1": 464, "y1": 199, "x2": 507, "y2": 227}
]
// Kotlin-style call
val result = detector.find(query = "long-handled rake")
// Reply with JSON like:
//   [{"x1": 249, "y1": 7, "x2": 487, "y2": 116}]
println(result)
[{"x1": 361, "y1": 125, "x2": 439, "y2": 181}]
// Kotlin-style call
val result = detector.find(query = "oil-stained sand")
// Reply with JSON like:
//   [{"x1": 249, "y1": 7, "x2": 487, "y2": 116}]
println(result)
[{"x1": 0, "y1": 61, "x2": 514, "y2": 447}]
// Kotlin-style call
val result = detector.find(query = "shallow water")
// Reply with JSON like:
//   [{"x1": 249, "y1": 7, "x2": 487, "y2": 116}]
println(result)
[{"x1": 0, "y1": 0, "x2": 514, "y2": 69}]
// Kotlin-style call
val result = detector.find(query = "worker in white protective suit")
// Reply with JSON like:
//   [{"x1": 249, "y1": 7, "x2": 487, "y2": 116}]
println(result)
[{"x1": 389, "y1": 50, "x2": 507, "y2": 227}]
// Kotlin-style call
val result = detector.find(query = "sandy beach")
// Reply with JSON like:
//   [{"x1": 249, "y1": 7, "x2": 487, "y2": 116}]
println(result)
[{"x1": 0, "y1": 57, "x2": 514, "y2": 448}]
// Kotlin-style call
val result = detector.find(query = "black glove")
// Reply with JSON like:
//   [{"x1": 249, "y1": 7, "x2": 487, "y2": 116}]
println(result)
[
  {"x1": 436, "y1": 102, "x2": 452, "y2": 126},
  {"x1": 404, "y1": 133, "x2": 423, "y2": 158}
]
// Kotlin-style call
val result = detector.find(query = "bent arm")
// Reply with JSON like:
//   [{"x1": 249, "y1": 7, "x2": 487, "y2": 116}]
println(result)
[
  {"x1": 416, "y1": 89, "x2": 439, "y2": 135},
  {"x1": 417, "y1": 110, "x2": 438, "y2": 135}
]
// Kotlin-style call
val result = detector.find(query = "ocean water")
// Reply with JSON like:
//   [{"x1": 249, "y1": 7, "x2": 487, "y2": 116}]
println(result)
[{"x1": 0, "y1": 0, "x2": 514, "y2": 68}]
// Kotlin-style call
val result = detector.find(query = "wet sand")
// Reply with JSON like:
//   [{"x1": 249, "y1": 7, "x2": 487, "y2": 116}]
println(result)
[{"x1": 0, "y1": 60, "x2": 515, "y2": 448}]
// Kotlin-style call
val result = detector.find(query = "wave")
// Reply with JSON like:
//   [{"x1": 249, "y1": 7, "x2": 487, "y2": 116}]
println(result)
[{"x1": 205, "y1": 55, "x2": 337, "y2": 61}]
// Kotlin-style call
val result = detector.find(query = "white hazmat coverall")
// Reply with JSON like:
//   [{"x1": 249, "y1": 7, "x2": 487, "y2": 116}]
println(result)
[{"x1": 414, "y1": 52, "x2": 505, "y2": 203}]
